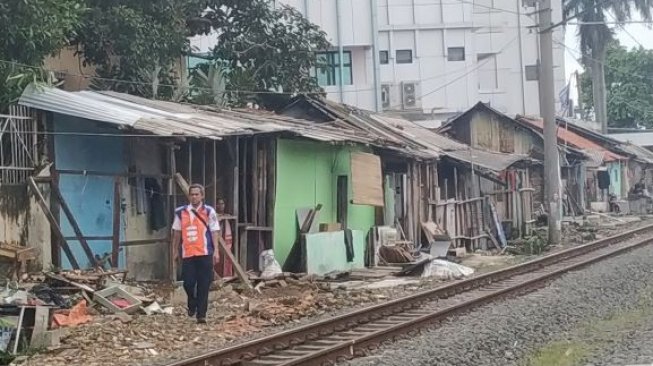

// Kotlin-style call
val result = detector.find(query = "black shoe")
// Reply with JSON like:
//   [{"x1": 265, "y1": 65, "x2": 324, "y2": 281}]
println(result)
[
  {"x1": 188, "y1": 309, "x2": 196, "y2": 318},
  {"x1": 197, "y1": 318, "x2": 207, "y2": 324}
]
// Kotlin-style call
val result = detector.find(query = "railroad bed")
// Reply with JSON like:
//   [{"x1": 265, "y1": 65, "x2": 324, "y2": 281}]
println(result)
[{"x1": 166, "y1": 224, "x2": 653, "y2": 366}]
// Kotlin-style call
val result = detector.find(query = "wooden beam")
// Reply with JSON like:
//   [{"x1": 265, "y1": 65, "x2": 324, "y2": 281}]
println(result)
[
  {"x1": 27, "y1": 177, "x2": 80, "y2": 269},
  {"x1": 50, "y1": 183, "x2": 96, "y2": 267},
  {"x1": 112, "y1": 177, "x2": 121, "y2": 267}
]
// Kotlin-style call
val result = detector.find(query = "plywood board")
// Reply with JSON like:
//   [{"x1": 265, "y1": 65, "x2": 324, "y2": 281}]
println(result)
[{"x1": 351, "y1": 152, "x2": 384, "y2": 207}]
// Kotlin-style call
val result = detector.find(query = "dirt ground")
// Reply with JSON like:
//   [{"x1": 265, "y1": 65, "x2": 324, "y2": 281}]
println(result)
[{"x1": 14, "y1": 215, "x2": 653, "y2": 366}]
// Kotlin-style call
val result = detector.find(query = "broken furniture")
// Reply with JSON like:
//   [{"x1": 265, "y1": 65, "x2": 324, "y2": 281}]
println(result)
[
  {"x1": 93, "y1": 287, "x2": 142, "y2": 314},
  {"x1": 0, "y1": 243, "x2": 38, "y2": 280}
]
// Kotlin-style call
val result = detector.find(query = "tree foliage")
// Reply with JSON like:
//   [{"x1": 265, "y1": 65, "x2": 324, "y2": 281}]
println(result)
[
  {"x1": 0, "y1": 0, "x2": 84, "y2": 111},
  {"x1": 198, "y1": 0, "x2": 330, "y2": 108},
  {"x1": 1, "y1": 0, "x2": 329, "y2": 108},
  {"x1": 580, "y1": 42, "x2": 653, "y2": 128},
  {"x1": 76, "y1": 0, "x2": 201, "y2": 98},
  {"x1": 564, "y1": 0, "x2": 653, "y2": 131}
]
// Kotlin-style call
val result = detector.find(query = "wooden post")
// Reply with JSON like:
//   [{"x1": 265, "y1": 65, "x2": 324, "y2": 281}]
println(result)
[
  {"x1": 251, "y1": 137, "x2": 259, "y2": 225},
  {"x1": 50, "y1": 184, "x2": 96, "y2": 267},
  {"x1": 213, "y1": 140, "x2": 217, "y2": 206},
  {"x1": 266, "y1": 140, "x2": 276, "y2": 228},
  {"x1": 233, "y1": 138, "x2": 240, "y2": 264},
  {"x1": 112, "y1": 177, "x2": 121, "y2": 268},
  {"x1": 27, "y1": 177, "x2": 80, "y2": 269},
  {"x1": 168, "y1": 143, "x2": 177, "y2": 282}
]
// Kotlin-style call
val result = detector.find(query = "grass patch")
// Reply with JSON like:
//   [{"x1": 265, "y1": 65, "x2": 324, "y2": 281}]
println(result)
[
  {"x1": 525, "y1": 341, "x2": 590, "y2": 366},
  {"x1": 523, "y1": 288, "x2": 653, "y2": 366}
]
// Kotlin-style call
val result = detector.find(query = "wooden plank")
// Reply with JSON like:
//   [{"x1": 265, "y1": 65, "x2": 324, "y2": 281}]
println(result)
[
  {"x1": 239, "y1": 228, "x2": 248, "y2": 270},
  {"x1": 12, "y1": 306, "x2": 25, "y2": 354},
  {"x1": 112, "y1": 178, "x2": 121, "y2": 267},
  {"x1": 120, "y1": 238, "x2": 167, "y2": 247},
  {"x1": 50, "y1": 184, "x2": 96, "y2": 267},
  {"x1": 55, "y1": 169, "x2": 170, "y2": 178},
  {"x1": 242, "y1": 139, "x2": 248, "y2": 223},
  {"x1": 251, "y1": 137, "x2": 259, "y2": 225},
  {"x1": 30, "y1": 306, "x2": 49, "y2": 348},
  {"x1": 351, "y1": 152, "x2": 384, "y2": 206},
  {"x1": 232, "y1": 138, "x2": 240, "y2": 265},
  {"x1": 27, "y1": 177, "x2": 80, "y2": 269},
  {"x1": 266, "y1": 140, "x2": 276, "y2": 228}
]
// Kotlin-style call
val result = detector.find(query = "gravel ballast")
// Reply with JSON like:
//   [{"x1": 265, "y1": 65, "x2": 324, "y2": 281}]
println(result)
[{"x1": 346, "y1": 242, "x2": 653, "y2": 366}]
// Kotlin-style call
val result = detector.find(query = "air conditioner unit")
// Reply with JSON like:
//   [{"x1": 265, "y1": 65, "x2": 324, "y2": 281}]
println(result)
[{"x1": 401, "y1": 81, "x2": 421, "y2": 110}]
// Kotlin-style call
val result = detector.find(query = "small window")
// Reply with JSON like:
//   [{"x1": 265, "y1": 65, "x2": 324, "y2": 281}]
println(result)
[
  {"x1": 315, "y1": 51, "x2": 353, "y2": 86},
  {"x1": 396, "y1": 50, "x2": 413, "y2": 64},
  {"x1": 447, "y1": 47, "x2": 465, "y2": 61},
  {"x1": 379, "y1": 50, "x2": 389, "y2": 65}
]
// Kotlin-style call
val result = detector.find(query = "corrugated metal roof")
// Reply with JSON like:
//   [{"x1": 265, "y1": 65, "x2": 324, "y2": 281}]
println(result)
[
  {"x1": 295, "y1": 97, "x2": 531, "y2": 172},
  {"x1": 519, "y1": 117, "x2": 626, "y2": 162},
  {"x1": 18, "y1": 84, "x2": 378, "y2": 145},
  {"x1": 618, "y1": 143, "x2": 653, "y2": 164},
  {"x1": 610, "y1": 132, "x2": 653, "y2": 146}
]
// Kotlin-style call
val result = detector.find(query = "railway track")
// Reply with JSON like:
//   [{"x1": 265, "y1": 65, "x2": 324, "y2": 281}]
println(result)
[{"x1": 166, "y1": 223, "x2": 653, "y2": 366}]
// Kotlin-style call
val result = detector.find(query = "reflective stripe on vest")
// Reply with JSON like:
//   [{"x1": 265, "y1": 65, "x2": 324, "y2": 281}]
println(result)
[{"x1": 180, "y1": 207, "x2": 211, "y2": 258}]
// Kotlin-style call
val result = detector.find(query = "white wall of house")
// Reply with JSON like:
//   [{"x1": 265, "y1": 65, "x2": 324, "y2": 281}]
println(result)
[{"x1": 191, "y1": 0, "x2": 566, "y2": 121}]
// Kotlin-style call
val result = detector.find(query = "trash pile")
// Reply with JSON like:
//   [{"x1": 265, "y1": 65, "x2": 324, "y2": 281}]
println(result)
[{"x1": 0, "y1": 268, "x2": 173, "y2": 358}]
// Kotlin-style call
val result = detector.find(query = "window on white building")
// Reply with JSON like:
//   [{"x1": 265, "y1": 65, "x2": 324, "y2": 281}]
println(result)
[
  {"x1": 477, "y1": 53, "x2": 498, "y2": 90},
  {"x1": 447, "y1": 47, "x2": 466, "y2": 61},
  {"x1": 380, "y1": 51, "x2": 389, "y2": 65},
  {"x1": 396, "y1": 50, "x2": 413, "y2": 64},
  {"x1": 315, "y1": 51, "x2": 353, "y2": 86}
]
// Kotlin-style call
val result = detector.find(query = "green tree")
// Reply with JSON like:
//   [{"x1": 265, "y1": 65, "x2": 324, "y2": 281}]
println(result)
[
  {"x1": 0, "y1": 0, "x2": 84, "y2": 111},
  {"x1": 195, "y1": 0, "x2": 330, "y2": 108},
  {"x1": 580, "y1": 42, "x2": 653, "y2": 128},
  {"x1": 564, "y1": 0, "x2": 653, "y2": 133},
  {"x1": 76, "y1": 0, "x2": 201, "y2": 98},
  {"x1": 77, "y1": 0, "x2": 329, "y2": 107}
]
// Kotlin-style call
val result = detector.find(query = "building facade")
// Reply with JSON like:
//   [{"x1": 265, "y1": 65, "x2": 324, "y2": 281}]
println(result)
[{"x1": 191, "y1": 0, "x2": 566, "y2": 125}]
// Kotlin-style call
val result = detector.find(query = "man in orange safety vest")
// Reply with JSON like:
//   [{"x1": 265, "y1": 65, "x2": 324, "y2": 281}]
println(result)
[{"x1": 172, "y1": 184, "x2": 221, "y2": 324}]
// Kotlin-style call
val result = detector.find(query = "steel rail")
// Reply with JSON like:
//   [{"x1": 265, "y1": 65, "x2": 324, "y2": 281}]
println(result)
[{"x1": 165, "y1": 223, "x2": 653, "y2": 366}]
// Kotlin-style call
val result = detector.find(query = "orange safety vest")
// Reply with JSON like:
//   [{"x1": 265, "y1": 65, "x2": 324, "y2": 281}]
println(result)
[{"x1": 175, "y1": 205, "x2": 215, "y2": 258}]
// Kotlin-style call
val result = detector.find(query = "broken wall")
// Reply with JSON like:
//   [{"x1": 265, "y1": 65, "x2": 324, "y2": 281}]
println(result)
[{"x1": 0, "y1": 184, "x2": 51, "y2": 270}]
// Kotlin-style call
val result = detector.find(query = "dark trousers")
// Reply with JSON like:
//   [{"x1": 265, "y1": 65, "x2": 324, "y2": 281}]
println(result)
[{"x1": 181, "y1": 255, "x2": 213, "y2": 319}]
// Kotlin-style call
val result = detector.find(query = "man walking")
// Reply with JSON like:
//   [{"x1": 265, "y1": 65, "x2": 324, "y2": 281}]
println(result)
[{"x1": 172, "y1": 184, "x2": 220, "y2": 324}]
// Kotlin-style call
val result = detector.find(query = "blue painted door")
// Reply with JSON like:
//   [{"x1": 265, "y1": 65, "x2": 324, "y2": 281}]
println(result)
[{"x1": 53, "y1": 115, "x2": 126, "y2": 269}]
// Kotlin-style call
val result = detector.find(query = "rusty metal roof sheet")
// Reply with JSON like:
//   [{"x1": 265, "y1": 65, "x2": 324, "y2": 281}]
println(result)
[
  {"x1": 519, "y1": 117, "x2": 626, "y2": 162},
  {"x1": 295, "y1": 97, "x2": 532, "y2": 172},
  {"x1": 18, "y1": 84, "x2": 378, "y2": 145}
]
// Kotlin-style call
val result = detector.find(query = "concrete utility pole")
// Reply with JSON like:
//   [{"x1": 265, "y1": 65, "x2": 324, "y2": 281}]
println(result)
[{"x1": 537, "y1": 0, "x2": 561, "y2": 244}]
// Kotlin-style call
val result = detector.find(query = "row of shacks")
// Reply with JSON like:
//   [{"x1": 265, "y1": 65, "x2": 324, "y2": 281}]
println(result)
[{"x1": 1, "y1": 85, "x2": 651, "y2": 280}]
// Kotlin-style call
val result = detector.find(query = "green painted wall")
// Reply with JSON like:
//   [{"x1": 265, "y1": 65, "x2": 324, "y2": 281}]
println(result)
[{"x1": 274, "y1": 138, "x2": 376, "y2": 265}]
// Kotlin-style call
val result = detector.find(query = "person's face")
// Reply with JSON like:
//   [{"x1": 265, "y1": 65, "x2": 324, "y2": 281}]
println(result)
[
  {"x1": 217, "y1": 200, "x2": 226, "y2": 213},
  {"x1": 189, "y1": 187, "x2": 204, "y2": 206}
]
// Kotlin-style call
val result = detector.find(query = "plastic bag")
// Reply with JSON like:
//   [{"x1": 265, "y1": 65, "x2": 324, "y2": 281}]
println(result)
[
  {"x1": 422, "y1": 259, "x2": 474, "y2": 280},
  {"x1": 259, "y1": 249, "x2": 282, "y2": 280}
]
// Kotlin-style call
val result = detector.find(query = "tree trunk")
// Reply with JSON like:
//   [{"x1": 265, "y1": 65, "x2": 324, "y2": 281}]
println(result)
[{"x1": 590, "y1": 45, "x2": 608, "y2": 133}]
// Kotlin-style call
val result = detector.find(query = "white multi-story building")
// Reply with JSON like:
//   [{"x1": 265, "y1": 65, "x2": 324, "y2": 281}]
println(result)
[{"x1": 191, "y1": 0, "x2": 567, "y2": 125}]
